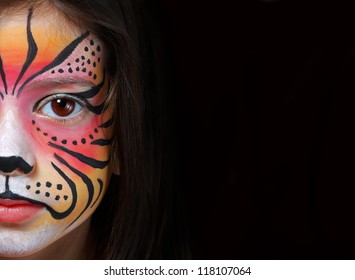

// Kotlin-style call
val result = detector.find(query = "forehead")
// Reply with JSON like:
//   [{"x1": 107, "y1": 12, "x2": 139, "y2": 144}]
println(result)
[{"x1": 0, "y1": 7, "x2": 104, "y2": 92}]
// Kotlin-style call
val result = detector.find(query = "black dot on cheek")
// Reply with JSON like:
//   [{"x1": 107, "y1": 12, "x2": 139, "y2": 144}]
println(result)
[
  {"x1": 82, "y1": 68, "x2": 86, "y2": 73},
  {"x1": 81, "y1": 62, "x2": 85, "y2": 66},
  {"x1": 46, "y1": 182, "x2": 52, "y2": 188},
  {"x1": 87, "y1": 59, "x2": 91, "y2": 64},
  {"x1": 76, "y1": 67, "x2": 80, "y2": 72},
  {"x1": 89, "y1": 134, "x2": 94, "y2": 139},
  {"x1": 93, "y1": 62, "x2": 96, "y2": 68},
  {"x1": 26, "y1": 185, "x2": 31, "y2": 190},
  {"x1": 91, "y1": 51, "x2": 96, "y2": 56},
  {"x1": 55, "y1": 195, "x2": 60, "y2": 201},
  {"x1": 51, "y1": 136, "x2": 57, "y2": 141},
  {"x1": 67, "y1": 63, "x2": 71, "y2": 66},
  {"x1": 36, "y1": 182, "x2": 41, "y2": 187},
  {"x1": 75, "y1": 58, "x2": 80, "y2": 62},
  {"x1": 90, "y1": 39, "x2": 94, "y2": 45},
  {"x1": 88, "y1": 71, "x2": 92, "y2": 76},
  {"x1": 36, "y1": 127, "x2": 40, "y2": 131},
  {"x1": 32, "y1": 120, "x2": 35, "y2": 125},
  {"x1": 81, "y1": 55, "x2": 85, "y2": 60},
  {"x1": 81, "y1": 138, "x2": 86, "y2": 144},
  {"x1": 51, "y1": 70, "x2": 55, "y2": 74},
  {"x1": 68, "y1": 68, "x2": 73, "y2": 73},
  {"x1": 94, "y1": 128, "x2": 99, "y2": 133},
  {"x1": 98, "y1": 57, "x2": 101, "y2": 62},
  {"x1": 64, "y1": 195, "x2": 68, "y2": 201},
  {"x1": 72, "y1": 140, "x2": 77, "y2": 145},
  {"x1": 93, "y1": 74, "x2": 97, "y2": 80},
  {"x1": 57, "y1": 184, "x2": 63, "y2": 190},
  {"x1": 58, "y1": 69, "x2": 64, "y2": 73},
  {"x1": 97, "y1": 45, "x2": 101, "y2": 52},
  {"x1": 35, "y1": 190, "x2": 40, "y2": 194},
  {"x1": 84, "y1": 46, "x2": 89, "y2": 52},
  {"x1": 45, "y1": 192, "x2": 50, "y2": 197},
  {"x1": 62, "y1": 139, "x2": 67, "y2": 145}
]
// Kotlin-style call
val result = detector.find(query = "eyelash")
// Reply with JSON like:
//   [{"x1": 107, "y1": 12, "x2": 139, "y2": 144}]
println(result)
[{"x1": 33, "y1": 94, "x2": 88, "y2": 125}]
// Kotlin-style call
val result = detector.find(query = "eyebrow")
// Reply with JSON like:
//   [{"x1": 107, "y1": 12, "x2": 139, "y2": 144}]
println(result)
[{"x1": 27, "y1": 76, "x2": 96, "y2": 89}]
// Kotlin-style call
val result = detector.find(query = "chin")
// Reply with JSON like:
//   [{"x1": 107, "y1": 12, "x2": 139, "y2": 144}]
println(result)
[{"x1": 0, "y1": 222, "x2": 62, "y2": 258}]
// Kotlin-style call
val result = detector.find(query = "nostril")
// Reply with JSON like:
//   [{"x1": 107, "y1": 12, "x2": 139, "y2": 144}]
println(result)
[{"x1": 0, "y1": 156, "x2": 33, "y2": 174}]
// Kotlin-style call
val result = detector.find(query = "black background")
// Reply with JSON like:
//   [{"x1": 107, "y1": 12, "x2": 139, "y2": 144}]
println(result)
[{"x1": 154, "y1": 0, "x2": 355, "y2": 259}]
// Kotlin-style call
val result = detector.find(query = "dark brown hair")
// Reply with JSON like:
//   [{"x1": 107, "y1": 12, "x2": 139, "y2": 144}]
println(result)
[{"x1": 0, "y1": 0, "x2": 187, "y2": 259}]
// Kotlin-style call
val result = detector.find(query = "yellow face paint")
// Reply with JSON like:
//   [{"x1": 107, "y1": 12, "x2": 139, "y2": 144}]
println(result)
[{"x1": 0, "y1": 7, "x2": 114, "y2": 257}]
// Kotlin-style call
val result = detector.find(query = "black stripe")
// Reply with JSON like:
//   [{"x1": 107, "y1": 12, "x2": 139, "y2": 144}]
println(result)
[
  {"x1": 12, "y1": 8, "x2": 38, "y2": 96},
  {"x1": 48, "y1": 142, "x2": 110, "y2": 169},
  {"x1": 76, "y1": 71, "x2": 105, "y2": 99},
  {"x1": 90, "y1": 137, "x2": 114, "y2": 146},
  {"x1": 91, "y1": 178, "x2": 104, "y2": 208},
  {"x1": 54, "y1": 154, "x2": 94, "y2": 226},
  {"x1": 50, "y1": 162, "x2": 78, "y2": 219},
  {"x1": 99, "y1": 118, "x2": 114, "y2": 128},
  {"x1": 17, "y1": 31, "x2": 90, "y2": 97},
  {"x1": 0, "y1": 55, "x2": 7, "y2": 97}
]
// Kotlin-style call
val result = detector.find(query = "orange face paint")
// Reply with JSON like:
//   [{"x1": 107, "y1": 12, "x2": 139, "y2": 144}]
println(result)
[{"x1": 0, "y1": 7, "x2": 114, "y2": 257}]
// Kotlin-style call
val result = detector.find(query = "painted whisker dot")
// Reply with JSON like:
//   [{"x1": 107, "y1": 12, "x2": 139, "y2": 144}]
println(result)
[
  {"x1": 58, "y1": 69, "x2": 64, "y2": 73},
  {"x1": 97, "y1": 45, "x2": 101, "y2": 52},
  {"x1": 93, "y1": 62, "x2": 96, "y2": 67},
  {"x1": 81, "y1": 62, "x2": 85, "y2": 66},
  {"x1": 51, "y1": 70, "x2": 55, "y2": 74},
  {"x1": 82, "y1": 68, "x2": 86, "y2": 73},
  {"x1": 93, "y1": 74, "x2": 97, "y2": 80},
  {"x1": 45, "y1": 192, "x2": 50, "y2": 197},
  {"x1": 84, "y1": 46, "x2": 89, "y2": 51},
  {"x1": 67, "y1": 63, "x2": 71, "y2": 66},
  {"x1": 81, "y1": 55, "x2": 85, "y2": 60},
  {"x1": 46, "y1": 182, "x2": 52, "y2": 188},
  {"x1": 55, "y1": 195, "x2": 60, "y2": 201},
  {"x1": 51, "y1": 136, "x2": 57, "y2": 141},
  {"x1": 64, "y1": 195, "x2": 68, "y2": 201},
  {"x1": 36, "y1": 182, "x2": 41, "y2": 187},
  {"x1": 75, "y1": 58, "x2": 80, "y2": 62},
  {"x1": 62, "y1": 140, "x2": 67, "y2": 144},
  {"x1": 35, "y1": 190, "x2": 40, "y2": 194},
  {"x1": 76, "y1": 67, "x2": 80, "y2": 71},
  {"x1": 26, "y1": 185, "x2": 31, "y2": 190},
  {"x1": 88, "y1": 71, "x2": 92, "y2": 76},
  {"x1": 94, "y1": 128, "x2": 99, "y2": 133},
  {"x1": 72, "y1": 140, "x2": 77, "y2": 145},
  {"x1": 43, "y1": 132, "x2": 48, "y2": 136},
  {"x1": 87, "y1": 59, "x2": 91, "y2": 64},
  {"x1": 89, "y1": 134, "x2": 94, "y2": 139},
  {"x1": 90, "y1": 39, "x2": 94, "y2": 45},
  {"x1": 36, "y1": 127, "x2": 40, "y2": 131},
  {"x1": 57, "y1": 184, "x2": 63, "y2": 190},
  {"x1": 81, "y1": 138, "x2": 86, "y2": 144},
  {"x1": 32, "y1": 120, "x2": 35, "y2": 125},
  {"x1": 68, "y1": 68, "x2": 73, "y2": 73}
]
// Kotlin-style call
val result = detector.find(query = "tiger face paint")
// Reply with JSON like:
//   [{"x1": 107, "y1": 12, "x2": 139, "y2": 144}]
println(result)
[{"x1": 0, "y1": 7, "x2": 114, "y2": 257}]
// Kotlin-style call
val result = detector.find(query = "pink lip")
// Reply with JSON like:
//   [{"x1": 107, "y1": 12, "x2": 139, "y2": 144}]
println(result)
[{"x1": 0, "y1": 199, "x2": 44, "y2": 223}]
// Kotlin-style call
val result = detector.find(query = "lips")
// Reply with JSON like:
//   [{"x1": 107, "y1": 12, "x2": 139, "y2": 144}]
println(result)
[{"x1": 0, "y1": 199, "x2": 44, "y2": 223}]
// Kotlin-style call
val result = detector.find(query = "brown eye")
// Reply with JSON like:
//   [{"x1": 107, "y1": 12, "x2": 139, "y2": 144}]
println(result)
[{"x1": 51, "y1": 98, "x2": 75, "y2": 117}]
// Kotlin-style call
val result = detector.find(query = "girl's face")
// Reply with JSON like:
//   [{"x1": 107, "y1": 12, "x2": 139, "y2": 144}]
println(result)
[{"x1": 0, "y1": 7, "x2": 114, "y2": 257}]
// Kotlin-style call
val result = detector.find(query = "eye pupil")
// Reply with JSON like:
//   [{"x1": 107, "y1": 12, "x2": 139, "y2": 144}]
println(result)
[{"x1": 51, "y1": 98, "x2": 75, "y2": 117}]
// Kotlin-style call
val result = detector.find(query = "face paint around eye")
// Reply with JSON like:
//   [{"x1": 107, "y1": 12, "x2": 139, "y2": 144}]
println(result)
[{"x1": 0, "y1": 7, "x2": 115, "y2": 259}]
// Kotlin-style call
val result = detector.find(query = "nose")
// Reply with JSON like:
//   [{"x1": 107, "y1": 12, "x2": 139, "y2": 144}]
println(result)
[
  {"x1": 0, "y1": 107, "x2": 35, "y2": 176},
  {"x1": 0, "y1": 156, "x2": 33, "y2": 174}
]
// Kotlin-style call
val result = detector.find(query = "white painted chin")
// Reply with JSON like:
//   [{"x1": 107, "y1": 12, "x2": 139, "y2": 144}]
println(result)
[{"x1": 0, "y1": 222, "x2": 62, "y2": 257}]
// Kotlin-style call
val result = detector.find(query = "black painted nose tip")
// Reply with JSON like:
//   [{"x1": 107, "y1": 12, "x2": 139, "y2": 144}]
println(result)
[{"x1": 0, "y1": 156, "x2": 33, "y2": 174}]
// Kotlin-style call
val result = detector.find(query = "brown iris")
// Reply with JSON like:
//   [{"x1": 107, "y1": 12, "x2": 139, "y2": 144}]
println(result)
[{"x1": 51, "y1": 98, "x2": 75, "y2": 117}]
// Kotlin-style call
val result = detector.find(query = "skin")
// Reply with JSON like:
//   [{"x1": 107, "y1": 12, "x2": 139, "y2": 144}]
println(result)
[{"x1": 0, "y1": 6, "x2": 116, "y2": 259}]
